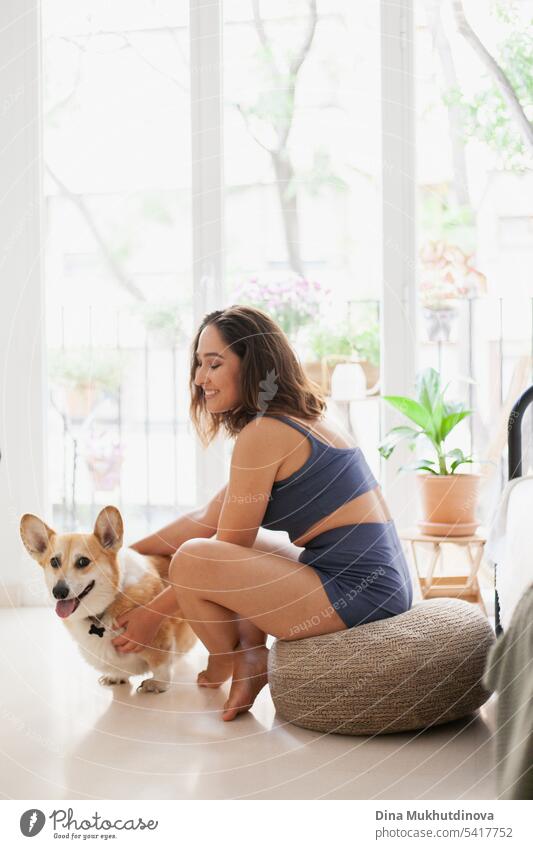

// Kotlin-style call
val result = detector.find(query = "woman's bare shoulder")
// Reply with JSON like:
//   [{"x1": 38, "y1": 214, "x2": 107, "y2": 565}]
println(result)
[
  {"x1": 303, "y1": 414, "x2": 358, "y2": 449},
  {"x1": 234, "y1": 414, "x2": 308, "y2": 460},
  {"x1": 236, "y1": 414, "x2": 290, "y2": 445},
  {"x1": 231, "y1": 415, "x2": 292, "y2": 474},
  {"x1": 237, "y1": 412, "x2": 356, "y2": 450}
]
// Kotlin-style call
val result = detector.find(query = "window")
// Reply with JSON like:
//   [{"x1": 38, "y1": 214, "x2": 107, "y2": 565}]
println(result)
[
  {"x1": 415, "y1": 0, "x2": 533, "y2": 503},
  {"x1": 43, "y1": 0, "x2": 195, "y2": 537},
  {"x1": 223, "y1": 0, "x2": 383, "y2": 475},
  {"x1": 27, "y1": 1, "x2": 418, "y2": 546}
]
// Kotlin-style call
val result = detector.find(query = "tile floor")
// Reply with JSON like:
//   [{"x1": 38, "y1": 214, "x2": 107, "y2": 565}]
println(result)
[{"x1": 0, "y1": 608, "x2": 498, "y2": 800}]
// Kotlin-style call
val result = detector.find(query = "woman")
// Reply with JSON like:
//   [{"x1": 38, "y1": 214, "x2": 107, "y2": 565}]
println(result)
[{"x1": 112, "y1": 305, "x2": 413, "y2": 720}]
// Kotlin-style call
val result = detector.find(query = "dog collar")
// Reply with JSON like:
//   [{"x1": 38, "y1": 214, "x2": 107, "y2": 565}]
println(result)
[{"x1": 88, "y1": 612, "x2": 107, "y2": 638}]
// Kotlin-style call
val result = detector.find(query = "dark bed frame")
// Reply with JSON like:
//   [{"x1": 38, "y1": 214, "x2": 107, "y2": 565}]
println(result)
[{"x1": 496, "y1": 383, "x2": 533, "y2": 635}]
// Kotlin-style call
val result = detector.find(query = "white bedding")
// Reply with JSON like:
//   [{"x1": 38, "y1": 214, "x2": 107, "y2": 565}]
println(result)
[{"x1": 486, "y1": 475, "x2": 533, "y2": 630}]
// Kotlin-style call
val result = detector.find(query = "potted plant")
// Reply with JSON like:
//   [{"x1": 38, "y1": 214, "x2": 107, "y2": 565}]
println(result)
[
  {"x1": 232, "y1": 276, "x2": 325, "y2": 345},
  {"x1": 84, "y1": 427, "x2": 124, "y2": 491},
  {"x1": 308, "y1": 320, "x2": 381, "y2": 395},
  {"x1": 419, "y1": 241, "x2": 486, "y2": 342},
  {"x1": 353, "y1": 322, "x2": 380, "y2": 391},
  {"x1": 378, "y1": 367, "x2": 480, "y2": 536},
  {"x1": 49, "y1": 349, "x2": 123, "y2": 420},
  {"x1": 138, "y1": 303, "x2": 187, "y2": 348},
  {"x1": 308, "y1": 324, "x2": 355, "y2": 392}
]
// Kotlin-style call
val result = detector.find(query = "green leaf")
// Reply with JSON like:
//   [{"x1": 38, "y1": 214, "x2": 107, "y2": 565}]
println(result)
[
  {"x1": 378, "y1": 426, "x2": 421, "y2": 459},
  {"x1": 445, "y1": 447, "x2": 474, "y2": 474},
  {"x1": 431, "y1": 397, "x2": 446, "y2": 442},
  {"x1": 450, "y1": 457, "x2": 474, "y2": 473},
  {"x1": 445, "y1": 448, "x2": 468, "y2": 460},
  {"x1": 400, "y1": 461, "x2": 438, "y2": 474},
  {"x1": 416, "y1": 368, "x2": 442, "y2": 414},
  {"x1": 385, "y1": 426, "x2": 421, "y2": 440},
  {"x1": 382, "y1": 396, "x2": 434, "y2": 432},
  {"x1": 441, "y1": 409, "x2": 472, "y2": 440}
]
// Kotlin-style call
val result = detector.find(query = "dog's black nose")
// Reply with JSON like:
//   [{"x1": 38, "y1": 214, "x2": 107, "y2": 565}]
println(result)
[{"x1": 52, "y1": 581, "x2": 70, "y2": 600}]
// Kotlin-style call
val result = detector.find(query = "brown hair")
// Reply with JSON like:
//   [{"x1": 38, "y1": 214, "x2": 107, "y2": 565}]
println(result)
[{"x1": 189, "y1": 304, "x2": 326, "y2": 445}]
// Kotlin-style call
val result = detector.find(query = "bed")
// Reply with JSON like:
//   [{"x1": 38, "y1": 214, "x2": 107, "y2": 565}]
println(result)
[
  {"x1": 484, "y1": 384, "x2": 533, "y2": 799},
  {"x1": 493, "y1": 383, "x2": 533, "y2": 634}
]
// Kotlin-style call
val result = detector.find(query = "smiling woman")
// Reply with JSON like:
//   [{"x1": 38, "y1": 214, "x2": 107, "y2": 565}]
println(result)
[
  {"x1": 189, "y1": 304, "x2": 325, "y2": 444},
  {"x1": 117, "y1": 305, "x2": 413, "y2": 722}
]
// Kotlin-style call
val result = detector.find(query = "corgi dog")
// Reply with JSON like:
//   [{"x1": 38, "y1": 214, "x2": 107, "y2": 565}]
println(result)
[{"x1": 20, "y1": 505, "x2": 196, "y2": 693}]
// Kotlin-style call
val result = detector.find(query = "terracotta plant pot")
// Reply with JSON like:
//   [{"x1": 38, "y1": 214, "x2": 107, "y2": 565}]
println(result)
[
  {"x1": 303, "y1": 360, "x2": 337, "y2": 394},
  {"x1": 416, "y1": 473, "x2": 481, "y2": 536},
  {"x1": 64, "y1": 384, "x2": 98, "y2": 419},
  {"x1": 303, "y1": 360, "x2": 323, "y2": 388},
  {"x1": 359, "y1": 360, "x2": 380, "y2": 393}
]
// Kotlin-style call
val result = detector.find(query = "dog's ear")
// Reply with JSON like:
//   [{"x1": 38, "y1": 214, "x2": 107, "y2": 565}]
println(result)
[
  {"x1": 93, "y1": 506, "x2": 123, "y2": 552},
  {"x1": 20, "y1": 514, "x2": 56, "y2": 560}
]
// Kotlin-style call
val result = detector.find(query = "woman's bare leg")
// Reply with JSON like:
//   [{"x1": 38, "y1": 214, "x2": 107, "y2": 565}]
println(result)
[
  {"x1": 197, "y1": 617, "x2": 265, "y2": 688},
  {"x1": 197, "y1": 530, "x2": 303, "y2": 691},
  {"x1": 130, "y1": 507, "x2": 305, "y2": 703},
  {"x1": 225, "y1": 578, "x2": 301, "y2": 717},
  {"x1": 169, "y1": 535, "x2": 345, "y2": 720}
]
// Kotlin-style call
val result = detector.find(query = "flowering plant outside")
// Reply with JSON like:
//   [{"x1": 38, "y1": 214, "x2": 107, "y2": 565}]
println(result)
[
  {"x1": 84, "y1": 428, "x2": 123, "y2": 491},
  {"x1": 232, "y1": 276, "x2": 326, "y2": 337},
  {"x1": 49, "y1": 348, "x2": 123, "y2": 393},
  {"x1": 419, "y1": 241, "x2": 487, "y2": 310}
]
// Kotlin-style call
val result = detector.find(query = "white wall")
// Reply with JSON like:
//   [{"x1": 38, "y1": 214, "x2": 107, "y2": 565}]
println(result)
[{"x1": 0, "y1": 1, "x2": 49, "y2": 605}]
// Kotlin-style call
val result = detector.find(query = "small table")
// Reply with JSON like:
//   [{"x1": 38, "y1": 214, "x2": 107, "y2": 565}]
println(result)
[{"x1": 399, "y1": 528, "x2": 487, "y2": 614}]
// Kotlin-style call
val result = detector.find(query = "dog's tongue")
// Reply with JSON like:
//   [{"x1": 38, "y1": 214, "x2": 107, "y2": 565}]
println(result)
[{"x1": 55, "y1": 598, "x2": 78, "y2": 619}]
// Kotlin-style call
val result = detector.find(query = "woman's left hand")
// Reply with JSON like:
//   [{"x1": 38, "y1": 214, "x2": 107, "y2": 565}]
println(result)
[{"x1": 111, "y1": 606, "x2": 163, "y2": 653}]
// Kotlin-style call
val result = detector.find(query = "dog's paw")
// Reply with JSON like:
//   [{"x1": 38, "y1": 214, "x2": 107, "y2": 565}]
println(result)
[
  {"x1": 99, "y1": 674, "x2": 128, "y2": 686},
  {"x1": 136, "y1": 677, "x2": 169, "y2": 694}
]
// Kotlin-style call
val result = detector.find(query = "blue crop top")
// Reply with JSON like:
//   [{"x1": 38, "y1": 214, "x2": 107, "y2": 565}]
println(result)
[{"x1": 260, "y1": 414, "x2": 378, "y2": 543}]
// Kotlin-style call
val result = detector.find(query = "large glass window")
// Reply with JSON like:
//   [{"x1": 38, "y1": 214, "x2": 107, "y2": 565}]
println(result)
[
  {"x1": 223, "y1": 0, "x2": 383, "y2": 473},
  {"x1": 42, "y1": 0, "x2": 533, "y2": 537},
  {"x1": 43, "y1": 1, "x2": 194, "y2": 537},
  {"x1": 415, "y1": 0, "x2": 533, "y2": 516}
]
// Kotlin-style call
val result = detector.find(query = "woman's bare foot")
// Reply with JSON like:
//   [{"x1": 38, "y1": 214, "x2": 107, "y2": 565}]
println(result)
[
  {"x1": 197, "y1": 652, "x2": 234, "y2": 688},
  {"x1": 222, "y1": 644, "x2": 269, "y2": 721}
]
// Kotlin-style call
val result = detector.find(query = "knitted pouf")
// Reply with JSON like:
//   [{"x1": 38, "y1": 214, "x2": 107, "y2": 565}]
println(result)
[{"x1": 268, "y1": 598, "x2": 495, "y2": 735}]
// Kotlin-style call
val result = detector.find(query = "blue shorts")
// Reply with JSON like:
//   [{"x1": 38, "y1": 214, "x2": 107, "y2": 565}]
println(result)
[{"x1": 298, "y1": 521, "x2": 413, "y2": 629}]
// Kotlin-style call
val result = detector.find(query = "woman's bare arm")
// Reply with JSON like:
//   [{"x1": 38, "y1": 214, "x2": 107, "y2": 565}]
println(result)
[
  {"x1": 128, "y1": 477, "x2": 275, "y2": 650},
  {"x1": 117, "y1": 481, "x2": 273, "y2": 651},
  {"x1": 130, "y1": 484, "x2": 227, "y2": 555}
]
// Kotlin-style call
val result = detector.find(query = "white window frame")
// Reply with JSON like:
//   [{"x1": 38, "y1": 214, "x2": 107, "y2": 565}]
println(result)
[
  {"x1": 190, "y1": 0, "x2": 227, "y2": 506},
  {"x1": 190, "y1": 0, "x2": 418, "y2": 520},
  {"x1": 0, "y1": 1, "x2": 49, "y2": 604},
  {"x1": 380, "y1": 0, "x2": 417, "y2": 525},
  {"x1": 2, "y1": 0, "x2": 416, "y2": 604}
]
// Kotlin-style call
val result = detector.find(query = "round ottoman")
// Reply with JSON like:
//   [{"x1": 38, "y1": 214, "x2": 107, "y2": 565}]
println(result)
[{"x1": 268, "y1": 598, "x2": 495, "y2": 735}]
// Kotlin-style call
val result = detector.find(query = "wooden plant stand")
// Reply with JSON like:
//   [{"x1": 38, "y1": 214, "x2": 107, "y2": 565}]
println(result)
[{"x1": 399, "y1": 528, "x2": 487, "y2": 615}]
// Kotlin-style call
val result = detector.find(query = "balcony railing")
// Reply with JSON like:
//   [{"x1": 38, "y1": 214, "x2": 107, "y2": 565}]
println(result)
[{"x1": 48, "y1": 296, "x2": 533, "y2": 539}]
